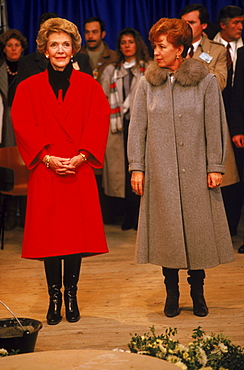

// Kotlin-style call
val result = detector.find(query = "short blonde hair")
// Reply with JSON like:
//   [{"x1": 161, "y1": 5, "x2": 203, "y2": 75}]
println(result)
[
  {"x1": 36, "y1": 17, "x2": 81, "y2": 54},
  {"x1": 149, "y1": 18, "x2": 192, "y2": 58}
]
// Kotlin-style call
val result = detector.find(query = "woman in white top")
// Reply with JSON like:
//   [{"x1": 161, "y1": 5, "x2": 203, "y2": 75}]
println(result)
[{"x1": 101, "y1": 28, "x2": 149, "y2": 230}]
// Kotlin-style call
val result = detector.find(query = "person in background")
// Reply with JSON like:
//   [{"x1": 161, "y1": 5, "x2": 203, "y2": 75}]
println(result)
[
  {"x1": 0, "y1": 29, "x2": 28, "y2": 229},
  {"x1": 81, "y1": 17, "x2": 118, "y2": 224},
  {"x1": 17, "y1": 12, "x2": 92, "y2": 84},
  {"x1": 214, "y1": 6, "x2": 244, "y2": 237},
  {"x1": 101, "y1": 27, "x2": 149, "y2": 230},
  {"x1": 128, "y1": 18, "x2": 234, "y2": 318},
  {"x1": 81, "y1": 17, "x2": 117, "y2": 82},
  {"x1": 180, "y1": 3, "x2": 227, "y2": 91},
  {"x1": 11, "y1": 18, "x2": 110, "y2": 325},
  {"x1": 229, "y1": 46, "x2": 244, "y2": 253},
  {"x1": 181, "y1": 4, "x2": 240, "y2": 235}
]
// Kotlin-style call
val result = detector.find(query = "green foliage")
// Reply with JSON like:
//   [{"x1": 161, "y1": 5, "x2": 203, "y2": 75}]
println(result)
[{"x1": 128, "y1": 326, "x2": 244, "y2": 370}]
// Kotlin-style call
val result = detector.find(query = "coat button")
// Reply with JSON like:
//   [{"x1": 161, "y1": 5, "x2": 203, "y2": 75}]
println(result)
[
  {"x1": 182, "y1": 169, "x2": 186, "y2": 173},
  {"x1": 178, "y1": 114, "x2": 182, "y2": 119},
  {"x1": 180, "y1": 142, "x2": 184, "y2": 146}
]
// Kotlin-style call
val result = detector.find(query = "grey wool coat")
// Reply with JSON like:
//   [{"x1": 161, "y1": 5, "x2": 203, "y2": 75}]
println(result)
[{"x1": 128, "y1": 59, "x2": 234, "y2": 269}]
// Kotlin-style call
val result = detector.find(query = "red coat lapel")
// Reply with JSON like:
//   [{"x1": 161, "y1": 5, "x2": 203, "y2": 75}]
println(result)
[{"x1": 41, "y1": 69, "x2": 81, "y2": 139}]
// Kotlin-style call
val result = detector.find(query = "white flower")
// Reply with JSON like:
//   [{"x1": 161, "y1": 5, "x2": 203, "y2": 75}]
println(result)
[
  {"x1": 218, "y1": 343, "x2": 228, "y2": 353},
  {"x1": 197, "y1": 347, "x2": 208, "y2": 366},
  {"x1": 175, "y1": 361, "x2": 187, "y2": 370},
  {"x1": 177, "y1": 343, "x2": 188, "y2": 352},
  {"x1": 159, "y1": 344, "x2": 167, "y2": 353},
  {"x1": 0, "y1": 348, "x2": 8, "y2": 355}
]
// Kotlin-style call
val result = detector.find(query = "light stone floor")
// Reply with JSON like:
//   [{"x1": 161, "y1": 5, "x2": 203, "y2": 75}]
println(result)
[{"x1": 0, "y1": 210, "x2": 244, "y2": 357}]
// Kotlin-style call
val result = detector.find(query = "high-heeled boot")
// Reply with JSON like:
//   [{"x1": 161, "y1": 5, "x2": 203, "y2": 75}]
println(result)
[
  {"x1": 64, "y1": 254, "x2": 82, "y2": 323},
  {"x1": 162, "y1": 267, "x2": 180, "y2": 317},
  {"x1": 44, "y1": 257, "x2": 62, "y2": 325},
  {"x1": 187, "y1": 269, "x2": 208, "y2": 317}
]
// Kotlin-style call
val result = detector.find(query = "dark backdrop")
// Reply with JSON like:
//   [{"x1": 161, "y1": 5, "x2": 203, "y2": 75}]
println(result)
[{"x1": 6, "y1": 0, "x2": 244, "y2": 54}]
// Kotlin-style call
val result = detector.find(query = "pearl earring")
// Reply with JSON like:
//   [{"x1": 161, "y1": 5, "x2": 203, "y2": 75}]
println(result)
[{"x1": 45, "y1": 53, "x2": 49, "y2": 59}]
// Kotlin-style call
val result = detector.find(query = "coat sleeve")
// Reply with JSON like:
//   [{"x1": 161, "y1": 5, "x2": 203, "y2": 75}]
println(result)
[
  {"x1": 204, "y1": 75, "x2": 228, "y2": 174},
  {"x1": 127, "y1": 77, "x2": 148, "y2": 172},
  {"x1": 78, "y1": 78, "x2": 110, "y2": 168},
  {"x1": 11, "y1": 79, "x2": 50, "y2": 169},
  {"x1": 209, "y1": 43, "x2": 227, "y2": 92},
  {"x1": 229, "y1": 47, "x2": 244, "y2": 137}
]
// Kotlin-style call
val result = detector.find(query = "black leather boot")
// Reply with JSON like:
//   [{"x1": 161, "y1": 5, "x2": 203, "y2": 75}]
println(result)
[
  {"x1": 162, "y1": 267, "x2": 180, "y2": 317},
  {"x1": 44, "y1": 257, "x2": 62, "y2": 325},
  {"x1": 187, "y1": 269, "x2": 208, "y2": 317},
  {"x1": 64, "y1": 254, "x2": 82, "y2": 323}
]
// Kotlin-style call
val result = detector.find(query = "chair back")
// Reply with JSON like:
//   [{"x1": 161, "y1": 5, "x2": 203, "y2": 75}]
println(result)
[{"x1": 0, "y1": 146, "x2": 29, "y2": 196}]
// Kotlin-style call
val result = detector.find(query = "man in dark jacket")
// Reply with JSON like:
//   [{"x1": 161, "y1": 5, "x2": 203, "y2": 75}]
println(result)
[{"x1": 229, "y1": 46, "x2": 244, "y2": 253}]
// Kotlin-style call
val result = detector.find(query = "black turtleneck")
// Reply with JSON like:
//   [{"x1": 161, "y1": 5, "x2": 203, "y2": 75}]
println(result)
[{"x1": 48, "y1": 62, "x2": 73, "y2": 100}]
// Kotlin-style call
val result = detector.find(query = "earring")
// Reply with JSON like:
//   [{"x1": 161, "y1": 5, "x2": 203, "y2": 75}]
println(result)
[
  {"x1": 45, "y1": 53, "x2": 49, "y2": 59},
  {"x1": 71, "y1": 55, "x2": 74, "y2": 63},
  {"x1": 176, "y1": 55, "x2": 180, "y2": 60}
]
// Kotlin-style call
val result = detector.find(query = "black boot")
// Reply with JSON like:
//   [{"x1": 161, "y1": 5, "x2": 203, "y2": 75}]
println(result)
[
  {"x1": 187, "y1": 269, "x2": 208, "y2": 317},
  {"x1": 64, "y1": 254, "x2": 82, "y2": 323},
  {"x1": 162, "y1": 267, "x2": 180, "y2": 317},
  {"x1": 44, "y1": 257, "x2": 62, "y2": 325}
]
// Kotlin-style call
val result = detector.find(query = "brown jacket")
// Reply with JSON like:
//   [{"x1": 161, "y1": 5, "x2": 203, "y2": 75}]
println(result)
[
  {"x1": 193, "y1": 35, "x2": 227, "y2": 91},
  {"x1": 81, "y1": 42, "x2": 117, "y2": 83},
  {"x1": 194, "y1": 36, "x2": 239, "y2": 186}
]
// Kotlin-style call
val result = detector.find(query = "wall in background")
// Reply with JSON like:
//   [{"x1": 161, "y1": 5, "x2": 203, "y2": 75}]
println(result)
[{"x1": 6, "y1": 0, "x2": 244, "y2": 54}]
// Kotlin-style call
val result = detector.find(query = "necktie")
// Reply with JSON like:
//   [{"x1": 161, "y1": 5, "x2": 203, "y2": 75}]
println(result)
[
  {"x1": 226, "y1": 43, "x2": 233, "y2": 70},
  {"x1": 189, "y1": 45, "x2": 194, "y2": 58}
]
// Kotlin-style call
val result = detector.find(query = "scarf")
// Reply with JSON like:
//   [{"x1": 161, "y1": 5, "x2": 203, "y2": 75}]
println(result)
[{"x1": 109, "y1": 61, "x2": 146, "y2": 133}]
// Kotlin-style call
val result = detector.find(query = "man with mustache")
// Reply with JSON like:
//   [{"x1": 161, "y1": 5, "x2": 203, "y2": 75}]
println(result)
[{"x1": 81, "y1": 17, "x2": 117, "y2": 83}]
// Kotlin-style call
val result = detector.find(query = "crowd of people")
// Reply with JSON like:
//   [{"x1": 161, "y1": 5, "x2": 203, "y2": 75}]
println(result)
[{"x1": 0, "y1": 4, "x2": 243, "y2": 323}]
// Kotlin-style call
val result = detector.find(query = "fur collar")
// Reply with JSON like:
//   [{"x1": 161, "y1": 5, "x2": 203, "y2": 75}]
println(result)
[{"x1": 145, "y1": 59, "x2": 209, "y2": 87}]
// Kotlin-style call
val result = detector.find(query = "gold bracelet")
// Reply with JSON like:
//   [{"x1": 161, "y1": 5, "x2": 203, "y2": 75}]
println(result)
[
  {"x1": 43, "y1": 155, "x2": 50, "y2": 168},
  {"x1": 79, "y1": 153, "x2": 87, "y2": 161}
]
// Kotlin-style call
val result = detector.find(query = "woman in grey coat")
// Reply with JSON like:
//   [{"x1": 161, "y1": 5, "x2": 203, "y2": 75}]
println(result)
[{"x1": 128, "y1": 18, "x2": 234, "y2": 317}]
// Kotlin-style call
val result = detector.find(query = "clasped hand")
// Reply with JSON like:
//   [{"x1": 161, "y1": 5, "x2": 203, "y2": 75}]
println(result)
[{"x1": 47, "y1": 155, "x2": 85, "y2": 176}]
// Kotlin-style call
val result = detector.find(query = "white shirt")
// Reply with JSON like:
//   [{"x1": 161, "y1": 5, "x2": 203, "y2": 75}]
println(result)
[{"x1": 213, "y1": 32, "x2": 243, "y2": 79}]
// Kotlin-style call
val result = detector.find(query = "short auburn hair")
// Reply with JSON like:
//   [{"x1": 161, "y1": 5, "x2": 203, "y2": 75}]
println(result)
[
  {"x1": 149, "y1": 18, "x2": 192, "y2": 58},
  {"x1": 36, "y1": 17, "x2": 81, "y2": 54}
]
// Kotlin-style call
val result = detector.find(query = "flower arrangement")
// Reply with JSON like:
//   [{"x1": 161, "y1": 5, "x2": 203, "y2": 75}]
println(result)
[
  {"x1": 128, "y1": 326, "x2": 244, "y2": 370},
  {"x1": 0, "y1": 348, "x2": 19, "y2": 357}
]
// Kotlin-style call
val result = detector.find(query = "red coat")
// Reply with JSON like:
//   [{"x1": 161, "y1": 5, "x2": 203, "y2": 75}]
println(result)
[{"x1": 11, "y1": 69, "x2": 110, "y2": 259}]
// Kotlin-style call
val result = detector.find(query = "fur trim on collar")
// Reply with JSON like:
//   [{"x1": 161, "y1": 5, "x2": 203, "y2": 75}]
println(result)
[{"x1": 145, "y1": 59, "x2": 209, "y2": 87}]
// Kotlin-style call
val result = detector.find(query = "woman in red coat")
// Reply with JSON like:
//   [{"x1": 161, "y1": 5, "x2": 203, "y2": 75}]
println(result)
[{"x1": 11, "y1": 18, "x2": 110, "y2": 325}]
